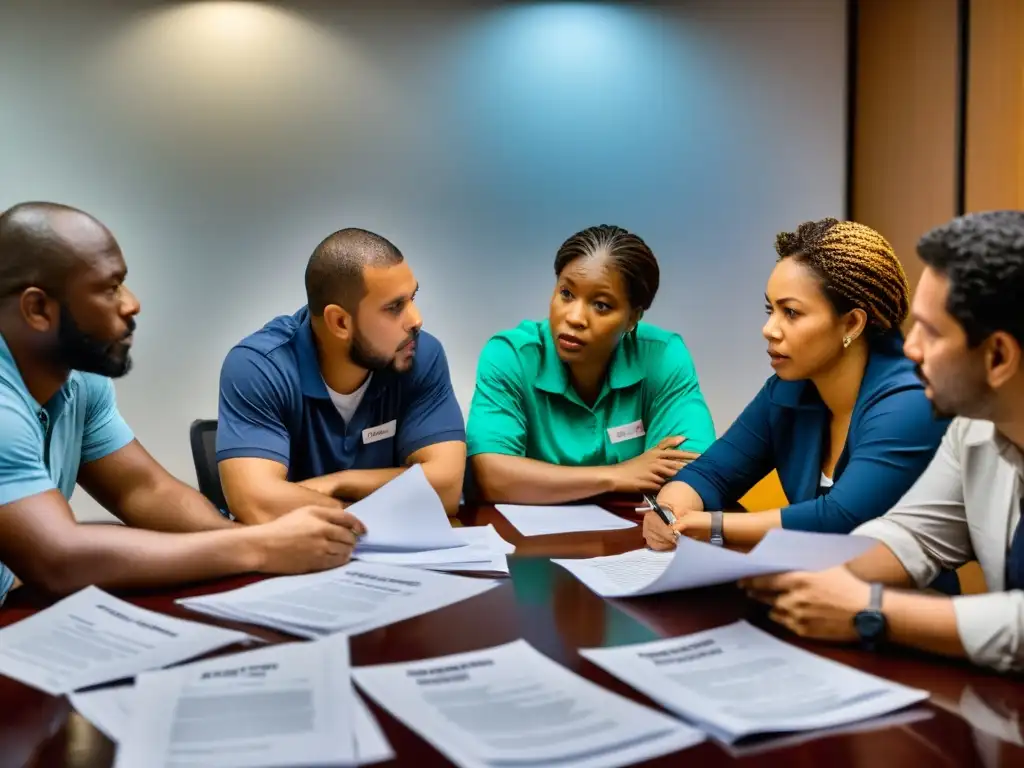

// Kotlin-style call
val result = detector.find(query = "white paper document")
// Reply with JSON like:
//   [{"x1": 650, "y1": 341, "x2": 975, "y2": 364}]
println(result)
[
  {"x1": 553, "y1": 529, "x2": 877, "y2": 597},
  {"x1": 721, "y1": 707, "x2": 933, "y2": 758},
  {"x1": 113, "y1": 634, "x2": 355, "y2": 767},
  {"x1": 580, "y1": 620, "x2": 930, "y2": 744},
  {"x1": 178, "y1": 561, "x2": 498, "y2": 639},
  {"x1": 0, "y1": 586, "x2": 252, "y2": 695},
  {"x1": 70, "y1": 679, "x2": 395, "y2": 765},
  {"x1": 495, "y1": 504, "x2": 636, "y2": 537},
  {"x1": 355, "y1": 524, "x2": 516, "y2": 575},
  {"x1": 353, "y1": 638, "x2": 704, "y2": 768},
  {"x1": 349, "y1": 464, "x2": 465, "y2": 552}
]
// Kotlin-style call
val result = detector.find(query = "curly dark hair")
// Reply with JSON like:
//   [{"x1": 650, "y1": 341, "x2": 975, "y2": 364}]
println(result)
[
  {"x1": 916, "y1": 210, "x2": 1024, "y2": 347},
  {"x1": 774, "y1": 217, "x2": 910, "y2": 336},
  {"x1": 554, "y1": 225, "x2": 659, "y2": 311}
]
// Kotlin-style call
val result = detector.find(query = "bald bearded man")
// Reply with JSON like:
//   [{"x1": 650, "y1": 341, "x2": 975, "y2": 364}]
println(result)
[{"x1": 0, "y1": 201, "x2": 365, "y2": 604}]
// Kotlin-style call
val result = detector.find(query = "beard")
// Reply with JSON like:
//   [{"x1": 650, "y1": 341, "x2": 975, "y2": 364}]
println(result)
[
  {"x1": 916, "y1": 363, "x2": 994, "y2": 421},
  {"x1": 53, "y1": 304, "x2": 135, "y2": 378},
  {"x1": 349, "y1": 326, "x2": 418, "y2": 374}
]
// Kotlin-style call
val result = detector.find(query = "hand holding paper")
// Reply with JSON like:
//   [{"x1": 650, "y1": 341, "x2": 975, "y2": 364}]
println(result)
[{"x1": 348, "y1": 464, "x2": 464, "y2": 552}]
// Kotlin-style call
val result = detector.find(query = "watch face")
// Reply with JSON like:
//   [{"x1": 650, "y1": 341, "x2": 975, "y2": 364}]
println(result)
[{"x1": 854, "y1": 611, "x2": 886, "y2": 640}]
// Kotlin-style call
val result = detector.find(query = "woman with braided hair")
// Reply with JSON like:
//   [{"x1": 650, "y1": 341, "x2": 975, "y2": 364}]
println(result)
[{"x1": 644, "y1": 217, "x2": 952, "y2": 559}]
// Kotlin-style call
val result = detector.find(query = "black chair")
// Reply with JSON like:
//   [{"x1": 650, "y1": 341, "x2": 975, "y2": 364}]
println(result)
[{"x1": 189, "y1": 419, "x2": 230, "y2": 516}]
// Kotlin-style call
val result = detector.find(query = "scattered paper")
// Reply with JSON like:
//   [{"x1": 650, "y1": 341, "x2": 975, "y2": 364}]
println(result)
[
  {"x1": 349, "y1": 464, "x2": 465, "y2": 552},
  {"x1": 355, "y1": 524, "x2": 515, "y2": 575},
  {"x1": 353, "y1": 638, "x2": 704, "y2": 768},
  {"x1": 553, "y1": 529, "x2": 877, "y2": 597},
  {"x1": 580, "y1": 620, "x2": 930, "y2": 744},
  {"x1": 70, "y1": 678, "x2": 395, "y2": 765},
  {"x1": 178, "y1": 561, "x2": 499, "y2": 639},
  {"x1": 112, "y1": 635, "x2": 356, "y2": 767},
  {"x1": 495, "y1": 504, "x2": 636, "y2": 537},
  {"x1": 722, "y1": 707, "x2": 934, "y2": 758},
  {"x1": 0, "y1": 586, "x2": 252, "y2": 695}
]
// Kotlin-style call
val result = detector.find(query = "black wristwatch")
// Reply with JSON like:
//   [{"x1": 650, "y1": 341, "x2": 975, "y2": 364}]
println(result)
[
  {"x1": 709, "y1": 511, "x2": 724, "y2": 547},
  {"x1": 853, "y1": 582, "x2": 887, "y2": 650}
]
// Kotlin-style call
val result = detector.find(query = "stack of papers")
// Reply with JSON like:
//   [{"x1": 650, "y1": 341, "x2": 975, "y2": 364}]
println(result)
[
  {"x1": 177, "y1": 560, "x2": 499, "y2": 639},
  {"x1": 0, "y1": 586, "x2": 253, "y2": 695},
  {"x1": 553, "y1": 529, "x2": 877, "y2": 597},
  {"x1": 355, "y1": 524, "x2": 516, "y2": 574},
  {"x1": 353, "y1": 638, "x2": 705, "y2": 768},
  {"x1": 495, "y1": 504, "x2": 636, "y2": 536},
  {"x1": 349, "y1": 464, "x2": 465, "y2": 552},
  {"x1": 580, "y1": 621, "x2": 930, "y2": 744},
  {"x1": 101, "y1": 634, "x2": 393, "y2": 767},
  {"x1": 343, "y1": 465, "x2": 516, "y2": 573}
]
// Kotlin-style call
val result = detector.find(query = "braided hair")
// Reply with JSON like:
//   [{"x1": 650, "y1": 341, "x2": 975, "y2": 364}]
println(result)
[
  {"x1": 774, "y1": 218, "x2": 909, "y2": 336},
  {"x1": 554, "y1": 225, "x2": 660, "y2": 311}
]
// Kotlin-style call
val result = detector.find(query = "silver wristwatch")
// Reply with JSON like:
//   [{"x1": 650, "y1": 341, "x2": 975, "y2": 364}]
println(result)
[{"x1": 709, "y1": 511, "x2": 724, "y2": 546}]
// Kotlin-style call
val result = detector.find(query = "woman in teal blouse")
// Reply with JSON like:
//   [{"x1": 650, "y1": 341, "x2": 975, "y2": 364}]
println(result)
[{"x1": 466, "y1": 225, "x2": 716, "y2": 504}]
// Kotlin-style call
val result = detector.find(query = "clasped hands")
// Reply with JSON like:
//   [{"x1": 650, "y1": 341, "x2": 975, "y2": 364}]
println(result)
[{"x1": 642, "y1": 507, "x2": 872, "y2": 644}]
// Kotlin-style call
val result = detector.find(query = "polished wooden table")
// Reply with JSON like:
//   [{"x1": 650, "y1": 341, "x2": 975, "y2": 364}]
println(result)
[{"x1": 2, "y1": 503, "x2": 1022, "y2": 767}]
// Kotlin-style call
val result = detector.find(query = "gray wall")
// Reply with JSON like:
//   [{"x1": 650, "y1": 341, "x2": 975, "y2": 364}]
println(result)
[{"x1": 0, "y1": 0, "x2": 847, "y2": 522}]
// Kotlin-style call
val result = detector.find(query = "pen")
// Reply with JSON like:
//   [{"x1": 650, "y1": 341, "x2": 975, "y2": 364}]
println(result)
[{"x1": 643, "y1": 494, "x2": 676, "y2": 526}]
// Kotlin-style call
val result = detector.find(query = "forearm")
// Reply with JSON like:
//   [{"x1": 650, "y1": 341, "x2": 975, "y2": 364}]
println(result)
[
  {"x1": 228, "y1": 482, "x2": 341, "y2": 525},
  {"x1": 118, "y1": 477, "x2": 238, "y2": 533},
  {"x1": 301, "y1": 468, "x2": 403, "y2": 501},
  {"x1": 721, "y1": 509, "x2": 782, "y2": 548},
  {"x1": 881, "y1": 589, "x2": 965, "y2": 658},
  {"x1": 471, "y1": 454, "x2": 615, "y2": 504},
  {"x1": 845, "y1": 543, "x2": 918, "y2": 587},
  {"x1": 36, "y1": 526, "x2": 263, "y2": 596},
  {"x1": 656, "y1": 481, "x2": 705, "y2": 513},
  {"x1": 301, "y1": 464, "x2": 462, "y2": 515}
]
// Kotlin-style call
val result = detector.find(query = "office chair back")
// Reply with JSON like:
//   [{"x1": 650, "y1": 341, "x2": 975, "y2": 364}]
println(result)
[{"x1": 189, "y1": 419, "x2": 230, "y2": 515}]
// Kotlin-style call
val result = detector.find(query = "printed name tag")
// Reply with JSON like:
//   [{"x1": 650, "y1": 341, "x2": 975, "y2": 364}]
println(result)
[
  {"x1": 607, "y1": 419, "x2": 645, "y2": 444},
  {"x1": 362, "y1": 420, "x2": 397, "y2": 444}
]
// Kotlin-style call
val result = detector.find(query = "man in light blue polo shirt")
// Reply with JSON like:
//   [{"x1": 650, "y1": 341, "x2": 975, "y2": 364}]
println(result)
[
  {"x1": 216, "y1": 228, "x2": 467, "y2": 520},
  {"x1": 0, "y1": 202, "x2": 367, "y2": 605}
]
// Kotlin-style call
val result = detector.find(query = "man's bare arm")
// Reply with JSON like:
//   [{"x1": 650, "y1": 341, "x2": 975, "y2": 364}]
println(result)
[
  {"x1": 219, "y1": 457, "x2": 343, "y2": 525},
  {"x1": 0, "y1": 489, "x2": 366, "y2": 597},
  {"x1": 844, "y1": 542, "x2": 919, "y2": 587},
  {"x1": 470, "y1": 454, "x2": 617, "y2": 504},
  {"x1": 78, "y1": 440, "x2": 236, "y2": 532},
  {"x1": 0, "y1": 490, "x2": 260, "y2": 595},
  {"x1": 224, "y1": 441, "x2": 467, "y2": 521},
  {"x1": 317, "y1": 441, "x2": 467, "y2": 515}
]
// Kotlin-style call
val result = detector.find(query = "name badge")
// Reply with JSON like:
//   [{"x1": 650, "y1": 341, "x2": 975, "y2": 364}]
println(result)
[
  {"x1": 362, "y1": 420, "x2": 397, "y2": 444},
  {"x1": 607, "y1": 419, "x2": 645, "y2": 444}
]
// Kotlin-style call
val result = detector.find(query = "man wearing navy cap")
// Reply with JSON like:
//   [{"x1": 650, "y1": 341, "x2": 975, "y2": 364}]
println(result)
[{"x1": 216, "y1": 228, "x2": 466, "y2": 521}]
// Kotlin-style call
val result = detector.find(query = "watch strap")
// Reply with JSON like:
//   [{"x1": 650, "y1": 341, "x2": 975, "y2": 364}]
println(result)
[
  {"x1": 869, "y1": 581, "x2": 884, "y2": 611},
  {"x1": 709, "y1": 511, "x2": 724, "y2": 546}
]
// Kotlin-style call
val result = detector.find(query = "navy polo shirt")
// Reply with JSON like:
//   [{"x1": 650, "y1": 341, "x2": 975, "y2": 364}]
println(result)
[{"x1": 216, "y1": 307, "x2": 465, "y2": 480}]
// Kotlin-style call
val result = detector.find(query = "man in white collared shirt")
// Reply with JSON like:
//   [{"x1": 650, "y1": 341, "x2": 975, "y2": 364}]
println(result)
[{"x1": 743, "y1": 210, "x2": 1024, "y2": 673}]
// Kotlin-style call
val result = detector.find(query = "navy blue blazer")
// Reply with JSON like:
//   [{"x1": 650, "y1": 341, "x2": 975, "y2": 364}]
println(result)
[{"x1": 672, "y1": 339, "x2": 950, "y2": 532}]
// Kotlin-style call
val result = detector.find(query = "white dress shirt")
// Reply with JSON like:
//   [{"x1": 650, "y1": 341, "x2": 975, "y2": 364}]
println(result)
[{"x1": 854, "y1": 417, "x2": 1024, "y2": 672}]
